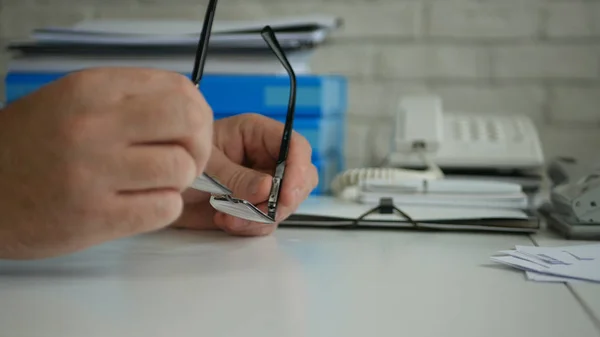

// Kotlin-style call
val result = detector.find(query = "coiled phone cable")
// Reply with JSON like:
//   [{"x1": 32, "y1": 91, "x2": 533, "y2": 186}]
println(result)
[{"x1": 330, "y1": 148, "x2": 445, "y2": 201}]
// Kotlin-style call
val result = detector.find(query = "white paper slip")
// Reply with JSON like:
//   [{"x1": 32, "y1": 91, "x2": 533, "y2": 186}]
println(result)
[
  {"x1": 495, "y1": 250, "x2": 553, "y2": 268},
  {"x1": 515, "y1": 244, "x2": 600, "y2": 262},
  {"x1": 491, "y1": 244, "x2": 600, "y2": 284},
  {"x1": 513, "y1": 247, "x2": 579, "y2": 265},
  {"x1": 491, "y1": 256, "x2": 550, "y2": 274}
]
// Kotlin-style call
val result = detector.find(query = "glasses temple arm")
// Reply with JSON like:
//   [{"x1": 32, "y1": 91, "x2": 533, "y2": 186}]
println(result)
[
  {"x1": 260, "y1": 26, "x2": 297, "y2": 165},
  {"x1": 191, "y1": 0, "x2": 219, "y2": 85},
  {"x1": 260, "y1": 25, "x2": 297, "y2": 220}
]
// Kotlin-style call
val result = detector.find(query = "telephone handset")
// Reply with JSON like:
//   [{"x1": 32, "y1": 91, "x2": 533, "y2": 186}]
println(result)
[
  {"x1": 331, "y1": 95, "x2": 545, "y2": 201},
  {"x1": 331, "y1": 96, "x2": 446, "y2": 200}
]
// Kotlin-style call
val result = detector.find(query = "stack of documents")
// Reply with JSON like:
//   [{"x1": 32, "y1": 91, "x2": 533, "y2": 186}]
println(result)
[
  {"x1": 22, "y1": 15, "x2": 339, "y2": 48},
  {"x1": 355, "y1": 178, "x2": 531, "y2": 210},
  {"x1": 491, "y1": 244, "x2": 600, "y2": 283},
  {"x1": 5, "y1": 14, "x2": 342, "y2": 75}
]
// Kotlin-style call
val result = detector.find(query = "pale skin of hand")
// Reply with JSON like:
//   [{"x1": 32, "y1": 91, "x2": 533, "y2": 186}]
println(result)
[
  {"x1": 0, "y1": 67, "x2": 318, "y2": 260},
  {"x1": 172, "y1": 113, "x2": 319, "y2": 236},
  {"x1": 0, "y1": 67, "x2": 214, "y2": 260}
]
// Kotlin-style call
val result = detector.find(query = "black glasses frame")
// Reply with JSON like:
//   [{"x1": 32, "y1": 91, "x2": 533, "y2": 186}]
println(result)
[{"x1": 188, "y1": 0, "x2": 296, "y2": 223}]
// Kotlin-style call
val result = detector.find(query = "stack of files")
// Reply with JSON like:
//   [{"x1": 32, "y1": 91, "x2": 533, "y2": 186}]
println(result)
[
  {"x1": 3, "y1": 15, "x2": 348, "y2": 195},
  {"x1": 421, "y1": 169, "x2": 545, "y2": 212},
  {"x1": 279, "y1": 195, "x2": 540, "y2": 233},
  {"x1": 10, "y1": 15, "x2": 341, "y2": 51},
  {"x1": 353, "y1": 178, "x2": 532, "y2": 210},
  {"x1": 5, "y1": 15, "x2": 342, "y2": 75},
  {"x1": 441, "y1": 169, "x2": 544, "y2": 195},
  {"x1": 491, "y1": 244, "x2": 600, "y2": 284}
]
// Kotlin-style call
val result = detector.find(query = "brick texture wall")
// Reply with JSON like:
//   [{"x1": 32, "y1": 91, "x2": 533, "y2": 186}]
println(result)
[{"x1": 0, "y1": 0, "x2": 599, "y2": 170}]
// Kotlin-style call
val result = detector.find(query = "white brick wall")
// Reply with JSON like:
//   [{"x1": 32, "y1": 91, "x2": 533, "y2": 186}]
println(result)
[
  {"x1": 428, "y1": 2, "x2": 541, "y2": 39},
  {"x1": 374, "y1": 45, "x2": 491, "y2": 80},
  {"x1": 0, "y1": 0, "x2": 599, "y2": 168},
  {"x1": 549, "y1": 86, "x2": 600, "y2": 124},
  {"x1": 492, "y1": 45, "x2": 599, "y2": 80},
  {"x1": 545, "y1": 2, "x2": 600, "y2": 38}
]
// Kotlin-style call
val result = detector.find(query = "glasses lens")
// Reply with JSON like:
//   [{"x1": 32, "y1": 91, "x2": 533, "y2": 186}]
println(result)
[{"x1": 210, "y1": 196, "x2": 275, "y2": 224}]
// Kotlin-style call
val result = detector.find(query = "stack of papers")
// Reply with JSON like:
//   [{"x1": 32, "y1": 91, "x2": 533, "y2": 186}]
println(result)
[
  {"x1": 491, "y1": 244, "x2": 600, "y2": 283},
  {"x1": 356, "y1": 178, "x2": 530, "y2": 210},
  {"x1": 24, "y1": 15, "x2": 340, "y2": 49},
  {"x1": 6, "y1": 14, "x2": 342, "y2": 75}
]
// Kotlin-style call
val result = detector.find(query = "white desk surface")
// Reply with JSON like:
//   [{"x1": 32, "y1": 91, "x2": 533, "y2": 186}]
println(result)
[{"x1": 1, "y1": 227, "x2": 599, "y2": 337}]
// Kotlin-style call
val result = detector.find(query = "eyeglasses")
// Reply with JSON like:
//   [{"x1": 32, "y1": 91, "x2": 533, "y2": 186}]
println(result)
[{"x1": 187, "y1": 0, "x2": 296, "y2": 224}]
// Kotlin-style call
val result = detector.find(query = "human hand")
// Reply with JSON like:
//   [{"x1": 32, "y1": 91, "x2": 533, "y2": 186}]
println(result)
[
  {"x1": 0, "y1": 68, "x2": 213, "y2": 259},
  {"x1": 173, "y1": 113, "x2": 318, "y2": 236}
]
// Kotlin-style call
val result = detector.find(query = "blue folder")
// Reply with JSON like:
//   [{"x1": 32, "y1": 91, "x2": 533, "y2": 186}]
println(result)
[{"x1": 4, "y1": 72, "x2": 347, "y2": 118}]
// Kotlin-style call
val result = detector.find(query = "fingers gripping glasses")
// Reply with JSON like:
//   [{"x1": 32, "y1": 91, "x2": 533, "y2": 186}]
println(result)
[
  {"x1": 191, "y1": 174, "x2": 276, "y2": 224},
  {"x1": 187, "y1": 0, "x2": 296, "y2": 224}
]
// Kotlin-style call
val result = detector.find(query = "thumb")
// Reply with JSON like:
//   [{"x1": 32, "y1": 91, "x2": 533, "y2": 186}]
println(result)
[{"x1": 206, "y1": 148, "x2": 272, "y2": 202}]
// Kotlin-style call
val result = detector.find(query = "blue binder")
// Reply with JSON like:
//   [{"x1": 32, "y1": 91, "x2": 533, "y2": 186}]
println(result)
[{"x1": 3, "y1": 72, "x2": 347, "y2": 117}]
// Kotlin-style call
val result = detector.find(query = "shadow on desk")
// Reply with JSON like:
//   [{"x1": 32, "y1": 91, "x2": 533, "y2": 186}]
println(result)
[
  {"x1": 0, "y1": 229, "x2": 313, "y2": 337},
  {"x1": 0, "y1": 228, "x2": 295, "y2": 280}
]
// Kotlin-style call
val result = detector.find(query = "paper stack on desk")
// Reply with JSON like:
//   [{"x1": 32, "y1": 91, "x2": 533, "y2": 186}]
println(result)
[{"x1": 491, "y1": 244, "x2": 600, "y2": 283}]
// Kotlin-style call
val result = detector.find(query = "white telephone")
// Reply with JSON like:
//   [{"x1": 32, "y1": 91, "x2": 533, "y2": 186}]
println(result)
[
  {"x1": 387, "y1": 96, "x2": 545, "y2": 170},
  {"x1": 330, "y1": 95, "x2": 545, "y2": 201}
]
